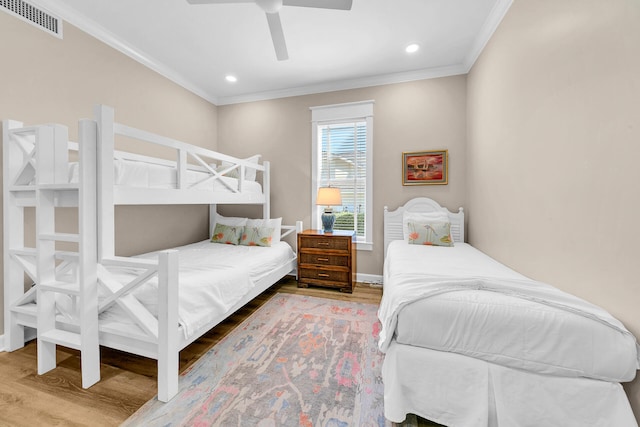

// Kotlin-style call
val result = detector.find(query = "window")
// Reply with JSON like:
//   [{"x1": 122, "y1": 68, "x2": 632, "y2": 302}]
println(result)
[{"x1": 311, "y1": 101, "x2": 374, "y2": 250}]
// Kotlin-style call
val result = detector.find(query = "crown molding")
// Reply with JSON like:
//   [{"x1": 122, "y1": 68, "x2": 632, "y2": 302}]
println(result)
[
  {"x1": 463, "y1": 0, "x2": 513, "y2": 71},
  {"x1": 28, "y1": 0, "x2": 220, "y2": 105},
  {"x1": 216, "y1": 64, "x2": 469, "y2": 105}
]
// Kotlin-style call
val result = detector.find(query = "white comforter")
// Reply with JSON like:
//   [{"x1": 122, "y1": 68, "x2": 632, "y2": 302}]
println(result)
[
  {"x1": 379, "y1": 241, "x2": 640, "y2": 382},
  {"x1": 100, "y1": 240, "x2": 295, "y2": 338}
]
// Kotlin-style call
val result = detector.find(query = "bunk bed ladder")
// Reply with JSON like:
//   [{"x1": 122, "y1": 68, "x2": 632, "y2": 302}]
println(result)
[
  {"x1": 3, "y1": 119, "x2": 30, "y2": 352},
  {"x1": 34, "y1": 120, "x2": 100, "y2": 389}
]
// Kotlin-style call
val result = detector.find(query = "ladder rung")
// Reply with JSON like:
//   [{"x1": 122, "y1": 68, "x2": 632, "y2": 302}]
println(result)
[
  {"x1": 39, "y1": 281, "x2": 80, "y2": 296},
  {"x1": 9, "y1": 127, "x2": 38, "y2": 135},
  {"x1": 9, "y1": 185, "x2": 36, "y2": 192},
  {"x1": 11, "y1": 303, "x2": 37, "y2": 316},
  {"x1": 11, "y1": 304, "x2": 84, "y2": 329},
  {"x1": 10, "y1": 247, "x2": 36, "y2": 257},
  {"x1": 10, "y1": 248, "x2": 78, "y2": 261},
  {"x1": 40, "y1": 330, "x2": 82, "y2": 350},
  {"x1": 38, "y1": 183, "x2": 79, "y2": 191},
  {"x1": 39, "y1": 233, "x2": 79, "y2": 243},
  {"x1": 55, "y1": 251, "x2": 79, "y2": 261}
]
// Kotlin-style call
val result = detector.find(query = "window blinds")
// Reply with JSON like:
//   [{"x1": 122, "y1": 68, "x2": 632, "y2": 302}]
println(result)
[{"x1": 319, "y1": 121, "x2": 367, "y2": 236}]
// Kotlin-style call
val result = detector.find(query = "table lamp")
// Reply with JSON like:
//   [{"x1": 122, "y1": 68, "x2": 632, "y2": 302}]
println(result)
[{"x1": 316, "y1": 187, "x2": 342, "y2": 233}]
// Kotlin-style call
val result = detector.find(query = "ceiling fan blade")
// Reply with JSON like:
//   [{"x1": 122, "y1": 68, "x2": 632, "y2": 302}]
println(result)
[
  {"x1": 282, "y1": 0, "x2": 352, "y2": 10},
  {"x1": 265, "y1": 12, "x2": 289, "y2": 61},
  {"x1": 186, "y1": 0, "x2": 253, "y2": 4}
]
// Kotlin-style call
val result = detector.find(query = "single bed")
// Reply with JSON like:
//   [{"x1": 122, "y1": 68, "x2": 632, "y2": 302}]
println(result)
[{"x1": 379, "y1": 197, "x2": 639, "y2": 427}]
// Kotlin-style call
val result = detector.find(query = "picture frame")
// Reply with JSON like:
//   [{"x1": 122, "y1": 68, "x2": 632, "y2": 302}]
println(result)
[{"x1": 402, "y1": 150, "x2": 448, "y2": 185}]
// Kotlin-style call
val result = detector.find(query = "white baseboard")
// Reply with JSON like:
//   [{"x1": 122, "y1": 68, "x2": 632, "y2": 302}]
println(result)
[
  {"x1": 357, "y1": 273, "x2": 383, "y2": 286},
  {"x1": 290, "y1": 269, "x2": 382, "y2": 287}
]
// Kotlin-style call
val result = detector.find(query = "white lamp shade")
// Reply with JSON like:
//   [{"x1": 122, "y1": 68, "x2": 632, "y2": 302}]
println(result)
[{"x1": 316, "y1": 187, "x2": 342, "y2": 206}]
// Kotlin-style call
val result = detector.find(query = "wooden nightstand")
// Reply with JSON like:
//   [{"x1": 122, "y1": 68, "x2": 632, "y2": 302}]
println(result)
[{"x1": 297, "y1": 229, "x2": 356, "y2": 293}]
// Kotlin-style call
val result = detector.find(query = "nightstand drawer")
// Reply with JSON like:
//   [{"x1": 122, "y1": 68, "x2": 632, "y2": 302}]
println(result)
[
  {"x1": 299, "y1": 253, "x2": 349, "y2": 267},
  {"x1": 299, "y1": 236, "x2": 350, "y2": 252},
  {"x1": 298, "y1": 267, "x2": 349, "y2": 284}
]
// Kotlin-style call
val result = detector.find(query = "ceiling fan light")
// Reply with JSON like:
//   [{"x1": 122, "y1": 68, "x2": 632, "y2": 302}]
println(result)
[
  {"x1": 225, "y1": 75, "x2": 237, "y2": 83},
  {"x1": 405, "y1": 43, "x2": 420, "y2": 54}
]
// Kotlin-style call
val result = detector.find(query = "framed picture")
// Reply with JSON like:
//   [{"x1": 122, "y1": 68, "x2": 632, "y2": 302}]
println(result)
[{"x1": 402, "y1": 150, "x2": 448, "y2": 185}]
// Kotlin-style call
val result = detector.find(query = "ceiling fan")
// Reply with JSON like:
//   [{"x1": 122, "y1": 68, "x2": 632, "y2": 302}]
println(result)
[{"x1": 186, "y1": 0, "x2": 353, "y2": 61}]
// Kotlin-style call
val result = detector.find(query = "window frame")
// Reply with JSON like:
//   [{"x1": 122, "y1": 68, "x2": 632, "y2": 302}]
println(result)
[{"x1": 310, "y1": 100, "x2": 374, "y2": 251}]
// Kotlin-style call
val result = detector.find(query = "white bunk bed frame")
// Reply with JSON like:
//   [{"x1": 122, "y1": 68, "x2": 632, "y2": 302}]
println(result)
[{"x1": 3, "y1": 105, "x2": 302, "y2": 402}]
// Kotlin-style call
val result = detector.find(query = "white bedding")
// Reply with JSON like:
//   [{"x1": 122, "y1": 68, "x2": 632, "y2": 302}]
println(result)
[
  {"x1": 99, "y1": 240, "x2": 295, "y2": 338},
  {"x1": 379, "y1": 240, "x2": 640, "y2": 382},
  {"x1": 383, "y1": 341, "x2": 638, "y2": 426},
  {"x1": 69, "y1": 158, "x2": 263, "y2": 193}
]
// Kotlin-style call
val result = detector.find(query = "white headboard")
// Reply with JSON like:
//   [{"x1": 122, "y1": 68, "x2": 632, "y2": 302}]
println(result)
[{"x1": 383, "y1": 197, "x2": 465, "y2": 258}]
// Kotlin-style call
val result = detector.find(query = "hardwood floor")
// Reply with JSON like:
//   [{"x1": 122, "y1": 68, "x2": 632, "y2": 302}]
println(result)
[{"x1": 0, "y1": 278, "x2": 439, "y2": 426}]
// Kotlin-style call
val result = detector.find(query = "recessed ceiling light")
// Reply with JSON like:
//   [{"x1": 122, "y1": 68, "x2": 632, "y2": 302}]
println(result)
[
  {"x1": 225, "y1": 75, "x2": 237, "y2": 83},
  {"x1": 405, "y1": 43, "x2": 420, "y2": 54}
]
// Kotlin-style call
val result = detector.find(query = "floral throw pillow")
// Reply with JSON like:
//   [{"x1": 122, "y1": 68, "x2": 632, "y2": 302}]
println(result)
[
  {"x1": 210, "y1": 223, "x2": 243, "y2": 245},
  {"x1": 240, "y1": 226, "x2": 274, "y2": 247},
  {"x1": 407, "y1": 221, "x2": 453, "y2": 247},
  {"x1": 215, "y1": 165, "x2": 240, "y2": 179}
]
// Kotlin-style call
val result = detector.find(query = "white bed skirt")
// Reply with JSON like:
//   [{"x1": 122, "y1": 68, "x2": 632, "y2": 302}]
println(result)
[{"x1": 383, "y1": 340, "x2": 638, "y2": 427}]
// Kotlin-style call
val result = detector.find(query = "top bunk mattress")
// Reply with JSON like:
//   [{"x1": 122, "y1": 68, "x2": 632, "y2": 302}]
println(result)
[
  {"x1": 97, "y1": 240, "x2": 295, "y2": 339},
  {"x1": 382, "y1": 240, "x2": 639, "y2": 382},
  {"x1": 69, "y1": 158, "x2": 263, "y2": 193}
]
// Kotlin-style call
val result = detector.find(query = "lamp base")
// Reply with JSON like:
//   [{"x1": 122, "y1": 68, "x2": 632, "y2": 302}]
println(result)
[{"x1": 321, "y1": 209, "x2": 336, "y2": 233}]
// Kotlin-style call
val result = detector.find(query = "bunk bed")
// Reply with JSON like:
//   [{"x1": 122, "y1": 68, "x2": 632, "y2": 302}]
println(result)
[
  {"x1": 379, "y1": 198, "x2": 640, "y2": 427},
  {"x1": 2, "y1": 105, "x2": 302, "y2": 402}
]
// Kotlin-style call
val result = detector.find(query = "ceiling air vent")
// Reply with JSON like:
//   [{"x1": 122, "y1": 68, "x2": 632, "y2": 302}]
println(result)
[{"x1": 1, "y1": 0, "x2": 62, "y2": 38}]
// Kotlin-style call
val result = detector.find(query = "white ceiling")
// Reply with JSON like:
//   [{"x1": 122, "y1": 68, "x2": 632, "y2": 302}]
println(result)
[{"x1": 33, "y1": 0, "x2": 512, "y2": 105}]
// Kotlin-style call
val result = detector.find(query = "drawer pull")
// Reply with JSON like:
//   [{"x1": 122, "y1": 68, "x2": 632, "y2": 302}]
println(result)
[
  {"x1": 318, "y1": 273, "x2": 330, "y2": 277},
  {"x1": 317, "y1": 257, "x2": 329, "y2": 262},
  {"x1": 318, "y1": 242, "x2": 330, "y2": 246}
]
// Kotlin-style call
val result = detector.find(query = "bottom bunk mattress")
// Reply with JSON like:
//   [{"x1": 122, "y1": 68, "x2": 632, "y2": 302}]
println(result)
[
  {"x1": 383, "y1": 340, "x2": 638, "y2": 427},
  {"x1": 379, "y1": 241, "x2": 639, "y2": 382},
  {"x1": 97, "y1": 240, "x2": 296, "y2": 339}
]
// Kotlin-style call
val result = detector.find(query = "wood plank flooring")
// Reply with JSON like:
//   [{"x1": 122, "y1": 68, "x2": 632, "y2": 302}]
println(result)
[{"x1": 0, "y1": 278, "x2": 440, "y2": 426}]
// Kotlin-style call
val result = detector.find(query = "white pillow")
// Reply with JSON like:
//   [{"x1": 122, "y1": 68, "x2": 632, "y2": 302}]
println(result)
[
  {"x1": 243, "y1": 155, "x2": 261, "y2": 182},
  {"x1": 213, "y1": 213, "x2": 248, "y2": 228},
  {"x1": 219, "y1": 155, "x2": 261, "y2": 182},
  {"x1": 246, "y1": 217, "x2": 282, "y2": 244},
  {"x1": 402, "y1": 211, "x2": 449, "y2": 240}
]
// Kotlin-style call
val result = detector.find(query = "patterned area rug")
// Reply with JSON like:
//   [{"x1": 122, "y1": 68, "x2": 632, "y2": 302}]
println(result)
[{"x1": 122, "y1": 293, "x2": 388, "y2": 427}]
